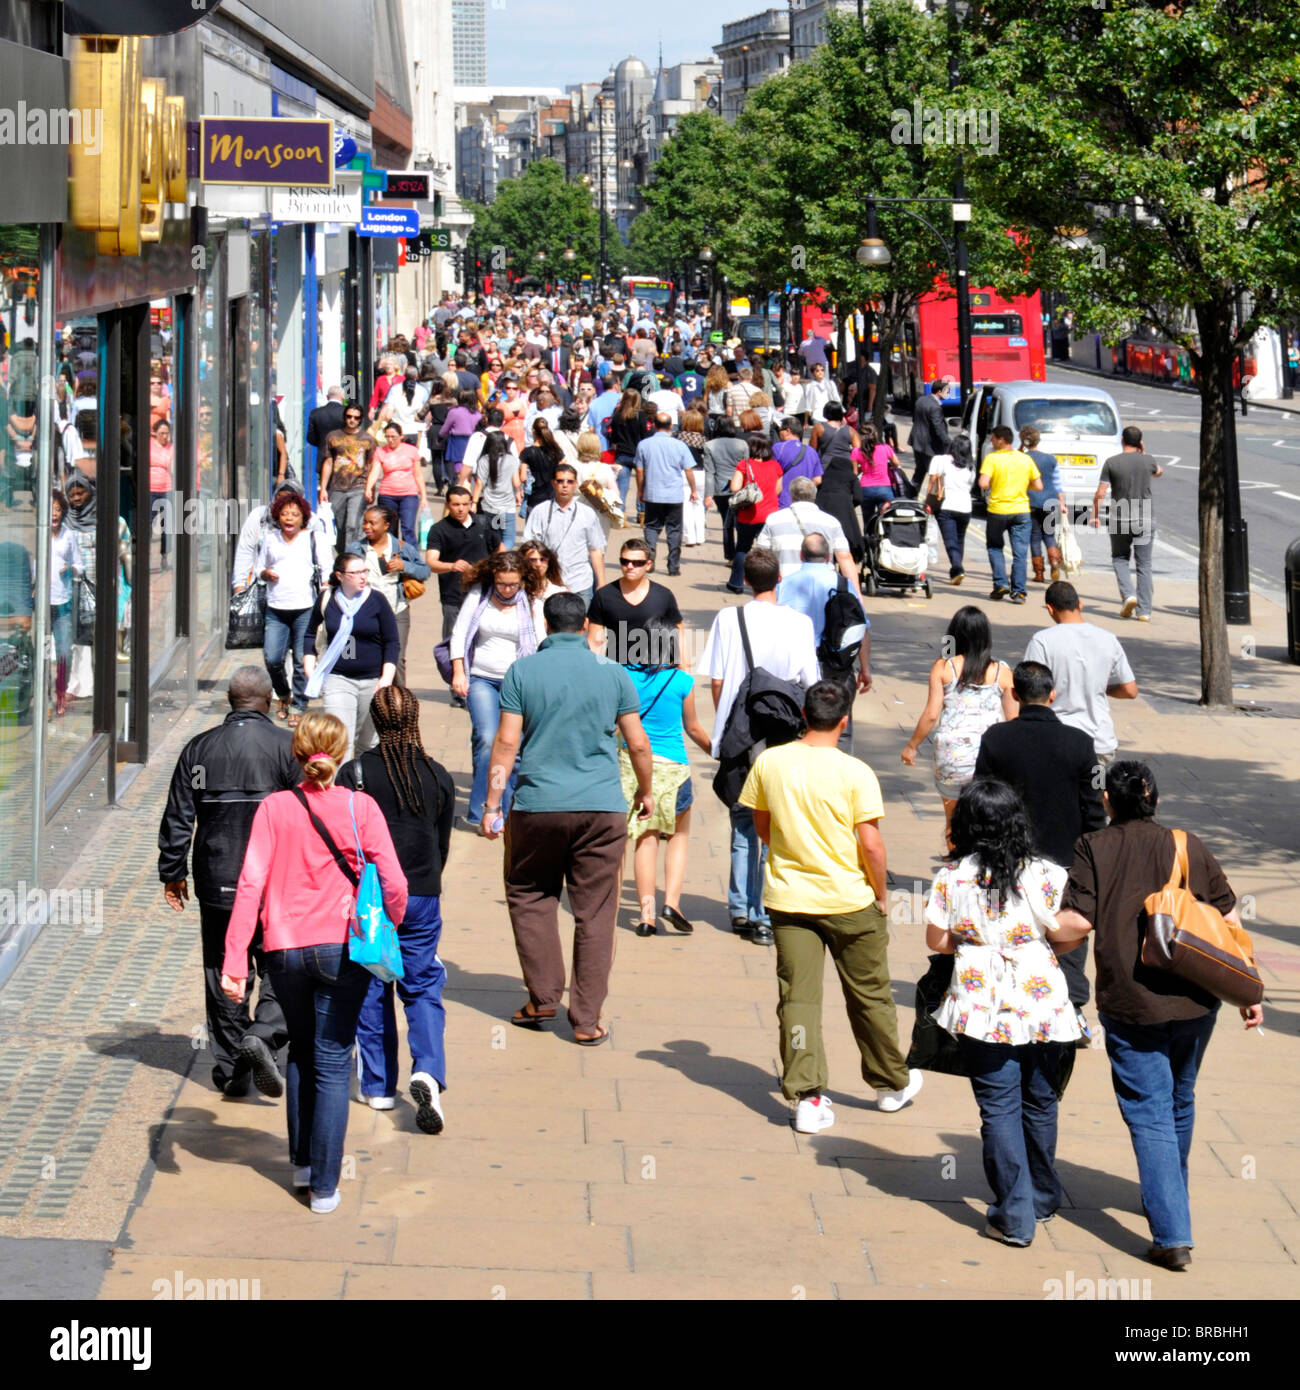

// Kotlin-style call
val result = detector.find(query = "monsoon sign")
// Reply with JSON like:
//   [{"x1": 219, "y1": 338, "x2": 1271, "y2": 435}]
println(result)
[{"x1": 200, "y1": 118, "x2": 334, "y2": 187}]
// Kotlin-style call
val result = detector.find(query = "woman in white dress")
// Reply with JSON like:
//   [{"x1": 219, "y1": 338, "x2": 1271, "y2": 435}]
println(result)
[
  {"x1": 925, "y1": 778, "x2": 1088, "y2": 1246},
  {"x1": 677, "y1": 408, "x2": 708, "y2": 547}
]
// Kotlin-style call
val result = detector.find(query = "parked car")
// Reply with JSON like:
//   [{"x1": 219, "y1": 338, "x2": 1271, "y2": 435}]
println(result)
[{"x1": 960, "y1": 380, "x2": 1123, "y2": 508}]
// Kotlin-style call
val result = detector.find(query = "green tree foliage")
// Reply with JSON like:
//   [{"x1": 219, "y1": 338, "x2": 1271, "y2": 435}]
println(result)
[
  {"x1": 965, "y1": 0, "x2": 1300, "y2": 705},
  {"x1": 468, "y1": 160, "x2": 600, "y2": 280}
]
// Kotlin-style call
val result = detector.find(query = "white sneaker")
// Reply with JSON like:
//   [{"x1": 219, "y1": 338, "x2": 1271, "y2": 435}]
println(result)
[
  {"x1": 310, "y1": 1189, "x2": 341, "y2": 1214},
  {"x1": 1121, "y1": 597, "x2": 1138, "y2": 618},
  {"x1": 292, "y1": 1166, "x2": 311, "y2": 1190},
  {"x1": 409, "y1": 1072, "x2": 445, "y2": 1135},
  {"x1": 793, "y1": 1094, "x2": 835, "y2": 1134},
  {"x1": 363, "y1": 1094, "x2": 395, "y2": 1111},
  {"x1": 877, "y1": 1068, "x2": 924, "y2": 1113}
]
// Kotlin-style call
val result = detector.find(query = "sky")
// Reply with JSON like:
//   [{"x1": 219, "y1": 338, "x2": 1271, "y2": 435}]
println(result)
[{"x1": 483, "y1": 0, "x2": 734, "y2": 89}]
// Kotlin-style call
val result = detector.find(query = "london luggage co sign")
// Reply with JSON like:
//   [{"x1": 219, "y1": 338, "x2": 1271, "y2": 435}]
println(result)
[{"x1": 200, "y1": 117, "x2": 334, "y2": 187}]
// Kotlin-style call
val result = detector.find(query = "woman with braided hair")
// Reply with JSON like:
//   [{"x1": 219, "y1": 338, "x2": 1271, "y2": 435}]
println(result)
[{"x1": 337, "y1": 685, "x2": 455, "y2": 1134}]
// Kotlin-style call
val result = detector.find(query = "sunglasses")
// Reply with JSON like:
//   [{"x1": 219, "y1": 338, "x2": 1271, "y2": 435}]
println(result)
[{"x1": 620, "y1": 557, "x2": 648, "y2": 568}]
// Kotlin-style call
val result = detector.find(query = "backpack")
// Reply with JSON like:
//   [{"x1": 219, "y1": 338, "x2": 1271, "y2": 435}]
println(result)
[
  {"x1": 818, "y1": 575, "x2": 868, "y2": 676},
  {"x1": 712, "y1": 606, "x2": 807, "y2": 806}
]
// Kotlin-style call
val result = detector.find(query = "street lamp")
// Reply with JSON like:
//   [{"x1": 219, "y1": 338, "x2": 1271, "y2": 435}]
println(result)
[{"x1": 862, "y1": 195, "x2": 974, "y2": 405}]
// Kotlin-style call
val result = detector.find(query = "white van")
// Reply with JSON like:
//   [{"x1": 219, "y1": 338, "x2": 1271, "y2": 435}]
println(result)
[{"x1": 960, "y1": 381, "x2": 1123, "y2": 507}]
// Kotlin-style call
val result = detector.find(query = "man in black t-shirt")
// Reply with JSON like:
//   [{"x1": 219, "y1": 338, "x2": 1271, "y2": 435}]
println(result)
[
  {"x1": 425, "y1": 485, "x2": 496, "y2": 646},
  {"x1": 585, "y1": 536, "x2": 684, "y2": 667}
]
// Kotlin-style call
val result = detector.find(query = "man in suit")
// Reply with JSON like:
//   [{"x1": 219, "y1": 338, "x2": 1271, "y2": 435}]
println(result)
[
  {"x1": 908, "y1": 376, "x2": 953, "y2": 490},
  {"x1": 306, "y1": 387, "x2": 346, "y2": 476},
  {"x1": 973, "y1": 659, "x2": 1106, "y2": 1010},
  {"x1": 544, "y1": 329, "x2": 571, "y2": 379}
]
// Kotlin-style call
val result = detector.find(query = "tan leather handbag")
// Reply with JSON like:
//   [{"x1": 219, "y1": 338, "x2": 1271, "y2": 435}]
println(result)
[{"x1": 1140, "y1": 830, "x2": 1263, "y2": 1007}]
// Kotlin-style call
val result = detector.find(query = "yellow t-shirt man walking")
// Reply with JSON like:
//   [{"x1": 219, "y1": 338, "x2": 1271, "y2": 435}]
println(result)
[
  {"x1": 978, "y1": 425, "x2": 1042, "y2": 603},
  {"x1": 739, "y1": 680, "x2": 922, "y2": 1134}
]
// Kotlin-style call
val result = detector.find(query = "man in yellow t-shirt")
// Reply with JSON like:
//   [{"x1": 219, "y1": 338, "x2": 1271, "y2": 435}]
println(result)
[
  {"x1": 738, "y1": 680, "x2": 921, "y2": 1134},
  {"x1": 978, "y1": 425, "x2": 1042, "y2": 604}
]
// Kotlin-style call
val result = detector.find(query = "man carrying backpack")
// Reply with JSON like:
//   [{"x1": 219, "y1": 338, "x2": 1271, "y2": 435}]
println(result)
[
  {"x1": 699, "y1": 549, "x2": 820, "y2": 945},
  {"x1": 777, "y1": 532, "x2": 871, "y2": 750}
]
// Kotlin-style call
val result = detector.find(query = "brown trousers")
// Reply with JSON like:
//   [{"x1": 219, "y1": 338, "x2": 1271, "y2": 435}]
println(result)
[{"x1": 504, "y1": 810, "x2": 626, "y2": 1032}]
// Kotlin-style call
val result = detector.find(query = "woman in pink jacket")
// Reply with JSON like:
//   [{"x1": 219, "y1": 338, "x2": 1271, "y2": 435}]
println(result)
[{"x1": 222, "y1": 712, "x2": 407, "y2": 1213}]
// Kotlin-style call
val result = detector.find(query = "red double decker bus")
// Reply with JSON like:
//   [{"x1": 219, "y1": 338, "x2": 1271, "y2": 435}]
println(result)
[{"x1": 891, "y1": 282, "x2": 1045, "y2": 409}]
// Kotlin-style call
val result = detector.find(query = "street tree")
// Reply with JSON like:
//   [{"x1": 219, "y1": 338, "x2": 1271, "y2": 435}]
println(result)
[
  {"x1": 467, "y1": 160, "x2": 599, "y2": 282},
  {"x1": 967, "y1": 0, "x2": 1300, "y2": 706}
]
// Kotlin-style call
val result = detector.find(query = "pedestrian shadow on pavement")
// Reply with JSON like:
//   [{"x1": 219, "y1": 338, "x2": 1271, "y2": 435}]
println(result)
[
  {"x1": 441, "y1": 957, "x2": 531, "y2": 1022},
  {"x1": 147, "y1": 1106, "x2": 291, "y2": 1194},
  {"x1": 86, "y1": 1028, "x2": 197, "y2": 1080},
  {"x1": 633, "y1": 1039, "x2": 788, "y2": 1124},
  {"x1": 805, "y1": 1128, "x2": 1149, "y2": 1255}
]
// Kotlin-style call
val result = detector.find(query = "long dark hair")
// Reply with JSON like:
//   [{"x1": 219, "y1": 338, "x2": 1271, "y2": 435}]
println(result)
[
  {"x1": 945, "y1": 605, "x2": 994, "y2": 690},
  {"x1": 483, "y1": 428, "x2": 511, "y2": 489},
  {"x1": 369, "y1": 685, "x2": 439, "y2": 814},
  {"x1": 463, "y1": 548, "x2": 543, "y2": 598},
  {"x1": 948, "y1": 778, "x2": 1035, "y2": 910},
  {"x1": 532, "y1": 418, "x2": 564, "y2": 464}
]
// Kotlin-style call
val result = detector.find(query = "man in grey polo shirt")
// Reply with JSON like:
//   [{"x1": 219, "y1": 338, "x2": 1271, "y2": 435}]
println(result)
[
  {"x1": 522, "y1": 464, "x2": 607, "y2": 602},
  {"x1": 484, "y1": 593, "x2": 654, "y2": 1045},
  {"x1": 634, "y1": 413, "x2": 698, "y2": 576}
]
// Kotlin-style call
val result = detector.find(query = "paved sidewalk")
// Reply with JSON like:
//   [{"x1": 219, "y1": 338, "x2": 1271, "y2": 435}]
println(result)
[{"x1": 1, "y1": 503, "x2": 1297, "y2": 1301}]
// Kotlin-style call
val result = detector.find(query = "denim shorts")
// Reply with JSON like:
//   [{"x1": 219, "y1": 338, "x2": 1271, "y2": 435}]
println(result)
[{"x1": 675, "y1": 777, "x2": 694, "y2": 815}]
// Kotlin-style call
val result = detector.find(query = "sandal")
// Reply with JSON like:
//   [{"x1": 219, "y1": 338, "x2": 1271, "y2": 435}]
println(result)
[
  {"x1": 287, "y1": 710, "x2": 301, "y2": 729},
  {"x1": 276, "y1": 700, "x2": 290, "y2": 721},
  {"x1": 574, "y1": 1026, "x2": 610, "y2": 1047},
  {"x1": 510, "y1": 1001, "x2": 557, "y2": 1029}
]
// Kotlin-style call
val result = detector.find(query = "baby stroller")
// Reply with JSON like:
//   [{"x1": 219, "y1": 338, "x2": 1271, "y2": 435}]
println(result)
[{"x1": 861, "y1": 497, "x2": 932, "y2": 598}]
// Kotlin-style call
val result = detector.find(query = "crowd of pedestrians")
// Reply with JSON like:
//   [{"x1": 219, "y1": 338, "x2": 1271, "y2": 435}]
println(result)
[{"x1": 153, "y1": 285, "x2": 1259, "y2": 1275}]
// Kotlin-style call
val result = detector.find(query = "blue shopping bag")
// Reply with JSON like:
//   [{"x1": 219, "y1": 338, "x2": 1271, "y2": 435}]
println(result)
[{"x1": 348, "y1": 795, "x2": 404, "y2": 982}]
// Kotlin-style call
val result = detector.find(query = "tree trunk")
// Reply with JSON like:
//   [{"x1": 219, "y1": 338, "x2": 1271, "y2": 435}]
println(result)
[
  {"x1": 1194, "y1": 298, "x2": 1235, "y2": 707},
  {"x1": 873, "y1": 318, "x2": 898, "y2": 436}
]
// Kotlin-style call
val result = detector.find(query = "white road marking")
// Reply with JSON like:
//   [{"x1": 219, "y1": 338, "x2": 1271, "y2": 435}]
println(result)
[{"x1": 1274, "y1": 490, "x2": 1300, "y2": 502}]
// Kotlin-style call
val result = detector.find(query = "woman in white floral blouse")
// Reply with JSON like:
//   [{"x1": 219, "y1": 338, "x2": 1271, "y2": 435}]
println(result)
[{"x1": 925, "y1": 778, "x2": 1091, "y2": 1247}]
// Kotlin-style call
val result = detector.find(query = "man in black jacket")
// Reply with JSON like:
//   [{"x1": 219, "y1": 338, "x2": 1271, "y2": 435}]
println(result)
[
  {"x1": 306, "y1": 387, "x2": 346, "y2": 475},
  {"x1": 974, "y1": 659, "x2": 1106, "y2": 1007},
  {"x1": 158, "y1": 667, "x2": 299, "y2": 1096},
  {"x1": 908, "y1": 376, "x2": 953, "y2": 490}
]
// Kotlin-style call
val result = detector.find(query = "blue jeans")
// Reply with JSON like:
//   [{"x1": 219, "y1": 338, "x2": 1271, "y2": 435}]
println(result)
[
  {"x1": 264, "y1": 605, "x2": 313, "y2": 710},
  {"x1": 482, "y1": 506, "x2": 517, "y2": 549},
  {"x1": 728, "y1": 804, "x2": 769, "y2": 926},
  {"x1": 1100, "y1": 1009, "x2": 1217, "y2": 1249},
  {"x1": 379, "y1": 493, "x2": 420, "y2": 544},
  {"x1": 729, "y1": 521, "x2": 765, "y2": 590},
  {"x1": 265, "y1": 942, "x2": 372, "y2": 1198},
  {"x1": 986, "y1": 512, "x2": 1032, "y2": 594},
  {"x1": 467, "y1": 674, "x2": 517, "y2": 821},
  {"x1": 356, "y1": 895, "x2": 447, "y2": 1095},
  {"x1": 959, "y1": 1037, "x2": 1064, "y2": 1243},
  {"x1": 860, "y1": 484, "x2": 894, "y2": 532},
  {"x1": 936, "y1": 510, "x2": 970, "y2": 577},
  {"x1": 615, "y1": 458, "x2": 634, "y2": 512}
]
